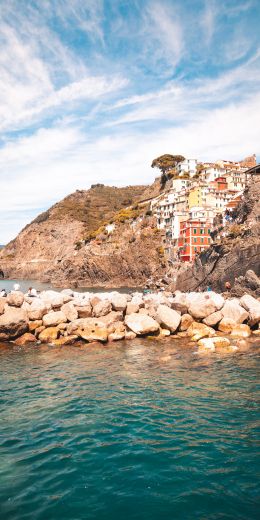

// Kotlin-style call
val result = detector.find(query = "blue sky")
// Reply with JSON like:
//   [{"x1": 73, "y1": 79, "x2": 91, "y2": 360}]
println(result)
[{"x1": 0, "y1": 0, "x2": 260, "y2": 243}]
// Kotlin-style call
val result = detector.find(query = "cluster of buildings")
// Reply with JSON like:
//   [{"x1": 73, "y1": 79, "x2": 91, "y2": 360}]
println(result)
[{"x1": 150, "y1": 154, "x2": 256, "y2": 262}]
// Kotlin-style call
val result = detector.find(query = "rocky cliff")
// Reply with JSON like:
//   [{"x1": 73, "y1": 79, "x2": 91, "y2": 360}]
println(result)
[
  {"x1": 0, "y1": 182, "x2": 166, "y2": 288},
  {"x1": 174, "y1": 174, "x2": 260, "y2": 293}
]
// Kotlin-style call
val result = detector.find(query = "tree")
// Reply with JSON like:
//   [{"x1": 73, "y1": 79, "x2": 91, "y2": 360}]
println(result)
[{"x1": 151, "y1": 154, "x2": 185, "y2": 175}]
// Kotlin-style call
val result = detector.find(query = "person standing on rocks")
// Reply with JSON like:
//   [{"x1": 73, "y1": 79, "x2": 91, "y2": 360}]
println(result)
[{"x1": 225, "y1": 281, "x2": 231, "y2": 292}]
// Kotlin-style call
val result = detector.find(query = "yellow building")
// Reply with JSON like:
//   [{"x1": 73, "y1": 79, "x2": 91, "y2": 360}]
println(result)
[{"x1": 188, "y1": 186, "x2": 208, "y2": 208}]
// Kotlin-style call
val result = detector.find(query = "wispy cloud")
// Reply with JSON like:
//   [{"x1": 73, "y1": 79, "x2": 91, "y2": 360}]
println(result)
[
  {"x1": 144, "y1": 1, "x2": 184, "y2": 69},
  {"x1": 201, "y1": 0, "x2": 218, "y2": 46}
]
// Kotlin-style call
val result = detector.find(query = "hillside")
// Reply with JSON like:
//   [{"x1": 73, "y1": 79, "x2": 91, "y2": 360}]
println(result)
[{"x1": 0, "y1": 182, "x2": 166, "y2": 287}]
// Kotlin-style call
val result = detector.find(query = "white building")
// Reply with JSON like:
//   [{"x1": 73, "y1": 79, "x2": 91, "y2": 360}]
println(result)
[
  {"x1": 224, "y1": 171, "x2": 246, "y2": 191},
  {"x1": 171, "y1": 177, "x2": 191, "y2": 193},
  {"x1": 176, "y1": 158, "x2": 197, "y2": 177},
  {"x1": 200, "y1": 166, "x2": 226, "y2": 182}
]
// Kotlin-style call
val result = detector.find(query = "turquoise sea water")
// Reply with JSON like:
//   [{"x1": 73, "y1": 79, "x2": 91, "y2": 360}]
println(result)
[
  {"x1": 0, "y1": 339, "x2": 259, "y2": 520},
  {"x1": 0, "y1": 279, "x2": 139, "y2": 294}
]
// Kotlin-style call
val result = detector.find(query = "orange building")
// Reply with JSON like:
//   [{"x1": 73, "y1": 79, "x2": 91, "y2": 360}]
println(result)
[
  {"x1": 210, "y1": 176, "x2": 228, "y2": 191},
  {"x1": 178, "y1": 220, "x2": 211, "y2": 262}
]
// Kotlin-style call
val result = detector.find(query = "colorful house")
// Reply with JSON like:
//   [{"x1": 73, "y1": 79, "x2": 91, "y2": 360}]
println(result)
[{"x1": 178, "y1": 219, "x2": 211, "y2": 262}]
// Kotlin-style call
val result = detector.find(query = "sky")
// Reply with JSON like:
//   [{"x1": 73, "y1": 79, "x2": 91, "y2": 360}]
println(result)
[{"x1": 0, "y1": 0, "x2": 260, "y2": 243}]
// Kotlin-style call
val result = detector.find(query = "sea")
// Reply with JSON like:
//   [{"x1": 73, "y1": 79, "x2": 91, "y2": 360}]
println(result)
[
  {"x1": 0, "y1": 279, "x2": 139, "y2": 294},
  {"x1": 0, "y1": 338, "x2": 259, "y2": 520}
]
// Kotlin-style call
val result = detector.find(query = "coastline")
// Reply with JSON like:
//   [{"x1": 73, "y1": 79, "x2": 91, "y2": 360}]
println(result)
[{"x1": 0, "y1": 287, "x2": 259, "y2": 352}]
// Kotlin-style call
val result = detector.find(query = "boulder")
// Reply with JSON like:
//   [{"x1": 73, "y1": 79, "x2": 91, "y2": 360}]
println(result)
[
  {"x1": 29, "y1": 320, "x2": 43, "y2": 331},
  {"x1": 7, "y1": 291, "x2": 24, "y2": 307},
  {"x1": 78, "y1": 325, "x2": 108, "y2": 343},
  {"x1": 27, "y1": 299, "x2": 47, "y2": 320},
  {"x1": 139, "y1": 308, "x2": 149, "y2": 315},
  {"x1": 0, "y1": 307, "x2": 28, "y2": 340},
  {"x1": 35, "y1": 326, "x2": 45, "y2": 337},
  {"x1": 90, "y1": 295, "x2": 101, "y2": 306},
  {"x1": 93, "y1": 299, "x2": 112, "y2": 317},
  {"x1": 159, "y1": 327, "x2": 171, "y2": 337},
  {"x1": 61, "y1": 288, "x2": 74, "y2": 297},
  {"x1": 108, "y1": 321, "x2": 125, "y2": 341},
  {"x1": 61, "y1": 302, "x2": 78, "y2": 322},
  {"x1": 240, "y1": 294, "x2": 260, "y2": 326},
  {"x1": 51, "y1": 335, "x2": 78, "y2": 346},
  {"x1": 14, "y1": 333, "x2": 36, "y2": 346},
  {"x1": 98, "y1": 311, "x2": 124, "y2": 326},
  {"x1": 212, "y1": 337, "x2": 231, "y2": 348},
  {"x1": 244, "y1": 270, "x2": 260, "y2": 291},
  {"x1": 221, "y1": 299, "x2": 248, "y2": 323},
  {"x1": 75, "y1": 302, "x2": 92, "y2": 318},
  {"x1": 0, "y1": 297, "x2": 6, "y2": 315},
  {"x1": 187, "y1": 322, "x2": 215, "y2": 341},
  {"x1": 131, "y1": 295, "x2": 144, "y2": 308},
  {"x1": 218, "y1": 318, "x2": 237, "y2": 333},
  {"x1": 230, "y1": 324, "x2": 251, "y2": 338},
  {"x1": 198, "y1": 336, "x2": 231, "y2": 352},
  {"x1": 155, "y1": 305, "x2": 181, "y2": 333},
  {"x1": 124, "y1": 313, "x2": 160, "y2": 335},
  {"x1": 203, "y1": 311, "x2": 223, "y2": 327},
  {"x1": 206, "y1": 292, "x2": 225, "y2": 311},
  {"x1": 126, "y1": 302, "x2": 140, "y2": 315},
  {"x1": 42, "y1": 311, "x2": 67, "y2": 327},
  {"x1": 40, "y1": 291, "x2": 65, "y2": 309},
  {"x1": 188, "y1": 297, "x2": 216, "y2": 320},
  {"x1": 110, "y1": 293, "x2": 128, "y2": 312},
  {"x1": 57, "y1": 323, "x2": 67, "y2": 331},
  {"x1": 125, "y1": 330, "x2": 137, "y2": 340},
  {"x1": 171, "y1": 302, "x2": 188, "y2": 315},
  {"x1": 197, "y1": 338, "x2": 216, "y2": 352},
  {"x1": 180, "y1": 314, "x2": 194, "y2": 331},
  {"x1": 38, "y1": 327, "x2": 60, "y2": 342}
]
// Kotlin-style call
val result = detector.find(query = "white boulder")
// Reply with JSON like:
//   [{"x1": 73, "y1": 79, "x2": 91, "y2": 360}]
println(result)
[
  {"x1": 155, "y1": 304, "x2": 181, "y2": 333},
  {"x1": 125, "y1": 313, "x2": 159, "y2": 335}
]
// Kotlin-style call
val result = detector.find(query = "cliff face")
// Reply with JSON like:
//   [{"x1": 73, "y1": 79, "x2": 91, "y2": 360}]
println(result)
[
  {"x1": 175, "y1": 175, "x2": 260, "y2": 293},
  {"x1": 0, "y1": 183, "x2": 166, "y2": 287}
]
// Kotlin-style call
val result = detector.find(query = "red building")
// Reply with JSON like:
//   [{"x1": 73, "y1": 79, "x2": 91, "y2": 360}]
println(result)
[
  {"x1": 178, "y1": 219, "x2": 211, "y2": 262},
  {"x1": 210, "y1": 176, "x2": 228, "y2": 191}
]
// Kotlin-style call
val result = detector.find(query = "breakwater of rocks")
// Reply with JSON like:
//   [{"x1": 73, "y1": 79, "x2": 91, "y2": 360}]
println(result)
[{"x1": 0, "y1": 289, "x2": 259, "y2": 353}]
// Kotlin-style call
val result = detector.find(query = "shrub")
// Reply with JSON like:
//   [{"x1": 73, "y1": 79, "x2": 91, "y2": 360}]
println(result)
[{"x1": 228, "y1": 224, "x2": 242, "y2": 238}]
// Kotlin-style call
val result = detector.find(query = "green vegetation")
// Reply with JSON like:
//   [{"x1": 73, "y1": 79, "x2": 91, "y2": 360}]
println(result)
[
  {"x1": 151, "y1": 154, "x2": 185, "y2": 184},
  {"x1": 52, "y1": 185, "x2": 146, "y2": 233}
]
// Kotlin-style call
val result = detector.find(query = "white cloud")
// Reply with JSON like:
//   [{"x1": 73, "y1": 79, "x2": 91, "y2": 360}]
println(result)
[
  {"x1": 0, "y1": 86, "x2": 259, "y2": 242},
  {"x1": 106, "y1": 55, "x2": 260, "y2": 127}
]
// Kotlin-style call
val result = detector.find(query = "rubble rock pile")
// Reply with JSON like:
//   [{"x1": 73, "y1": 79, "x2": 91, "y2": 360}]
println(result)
[{"x1": 0, "y1": 289, "x2": 259, "y2": 352}]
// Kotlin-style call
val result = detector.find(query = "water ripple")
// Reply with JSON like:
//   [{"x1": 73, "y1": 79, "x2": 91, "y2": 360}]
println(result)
[{"x1": 0, "y1": 339, "x2": 259, "y2": 520}]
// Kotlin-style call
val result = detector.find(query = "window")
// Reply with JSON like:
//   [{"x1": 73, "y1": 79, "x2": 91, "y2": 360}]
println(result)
[
  {"x1": 193, "y1": 228, "x2": 197, "y2": 234},
  {"x1": 200, "y1": 229, "x2": 204, "y2": 234},
  {"x1": 201, "y1": 238, "x2": 204, "y2": 243},
  {"x1": 208, "y1": 229, "x2": 210, "y2": 234},
  {"x1": 194, "y1": 238, "x2": 197, "y2": 243}
]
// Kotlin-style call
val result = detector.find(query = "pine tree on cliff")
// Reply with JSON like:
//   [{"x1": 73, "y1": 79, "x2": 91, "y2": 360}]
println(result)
[{"x1": 151, "y1": 154, "x2": 185, "y2": 185}]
